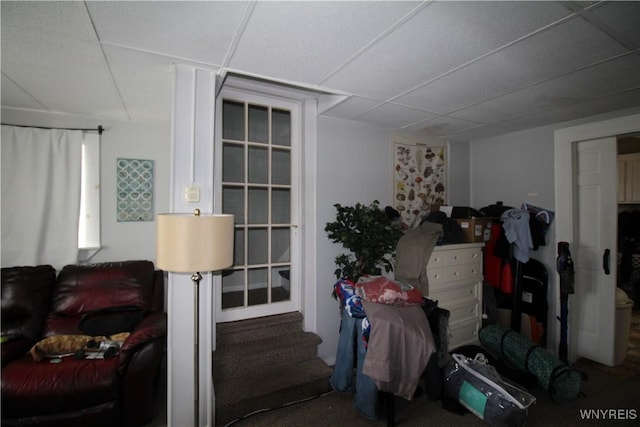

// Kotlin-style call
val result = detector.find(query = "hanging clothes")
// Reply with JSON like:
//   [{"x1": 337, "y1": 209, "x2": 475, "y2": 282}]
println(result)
[{"x1": 501, "y1": 209, "x2": 533, "y2": 264}]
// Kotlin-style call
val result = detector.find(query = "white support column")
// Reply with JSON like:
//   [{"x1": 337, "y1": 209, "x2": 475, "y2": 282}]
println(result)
[{"x1": 168, "y1": 65, "x2": 217, "y2": 427}]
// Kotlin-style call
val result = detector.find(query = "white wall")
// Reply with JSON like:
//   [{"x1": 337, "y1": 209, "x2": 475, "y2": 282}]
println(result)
[
  {"x1": 447, "y1": 140, "x2": 471, "y2": 206},
  {"x1": 0, "y1": 108, "x2": 170, "y2": 265},
  {"x1": 314, "y1": 117, "x2": 392, "y2": 362}
]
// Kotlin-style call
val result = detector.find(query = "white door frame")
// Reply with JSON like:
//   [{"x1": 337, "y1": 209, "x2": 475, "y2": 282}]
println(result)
[{"x1": 554, "y1": 112, "x2": 640, "y2": 362}]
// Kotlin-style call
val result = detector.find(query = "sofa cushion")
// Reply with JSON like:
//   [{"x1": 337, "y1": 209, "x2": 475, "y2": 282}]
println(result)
[
  {"x1": 1, "y1": 265, "x2": 56, "y2": 342},
  {"x1": 45, "y1": 261, "x2": 155, "y2": 335},
  {"x1": 1, "y1": 355, "x2": 119, "y2": 418}
]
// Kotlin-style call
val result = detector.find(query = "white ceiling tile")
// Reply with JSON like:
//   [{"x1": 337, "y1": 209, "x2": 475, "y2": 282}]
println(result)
[
  {"x1": 585, "y1": 1, "x2": 640, "y2": 47},
  {"x1": 87, "y1": 1, "x2": 249, "y2": 65},
  {"x1": 229, "y1": 1, "x2": 419, "y2": 85},
  {"x1": 499, "y1": 89, "x2": 640, "y2": 132},
  {"x1": 1, "y1": 1, "x2": 96, "y2": 41},
  {"x1": 355, "y1": 103, "x2": 438, "y2": 128},
  {"x1": 103, "y1": 45, "x2": 214, "y2": 124},
  {"x1": 1, "y1": 1, "x2": 638, "y2": 140},
  {"x1": 0, "y1": 74, "x2": 48, "y2": 111},
  {"x1": 394, "y1": 57, "x2": 513, "y2": 114},
  {"x1": 450, "y1": 90, "x2": 545, "y2": 125},
  {"x1": 454, "y1": 52, "x2": 640, "y2": 125},
  {"x1": 321, "y1": 96, "x2": 383, "y2": 121},
  {"x1": 448, "y1": 124, "x2": 514, "y2": 142},
  {"x1": 395, "y1": 15, "x2": 629, "y2": 113},
  {"x1": 523, "y1": 53, "x2": 640, "y2": 108},
  {"x1": 401, "y1": 115, "x2": 480, "y2": 137},
  {"x1": 323, "y1": 1, "x2": 572, "y2": 100},
  {"x1": 1, "y1": 29, "x2": 126, "y2": 120}
]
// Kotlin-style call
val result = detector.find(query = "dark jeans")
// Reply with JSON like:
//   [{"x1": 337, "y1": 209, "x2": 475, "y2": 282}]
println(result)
[{"x1": 329, "y1": 309, "x2": 378, "y2": 420}]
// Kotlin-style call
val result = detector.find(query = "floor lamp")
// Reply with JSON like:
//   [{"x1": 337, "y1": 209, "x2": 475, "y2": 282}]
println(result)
[{"x1": 156, "y1": 209, "x2": 234, "y2": 427}]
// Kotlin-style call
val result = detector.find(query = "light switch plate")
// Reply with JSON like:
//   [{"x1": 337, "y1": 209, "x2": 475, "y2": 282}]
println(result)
[{"x1": 185, "y1": 186, "x2": 200, "y2": 203}]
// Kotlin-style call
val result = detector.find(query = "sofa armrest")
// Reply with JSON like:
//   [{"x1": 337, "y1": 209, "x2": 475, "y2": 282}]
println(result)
[
  {"x1": 120, "y1": 311, "x2": 167, "y2": 355},
  {"x1": 1, "y1": 336, "x2": 31, "y2": 368}
]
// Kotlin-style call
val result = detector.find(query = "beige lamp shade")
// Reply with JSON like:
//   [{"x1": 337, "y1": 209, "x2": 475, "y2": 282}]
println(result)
[{"x1": 156, "y1": 213, "x2": 234, "y2": 273}]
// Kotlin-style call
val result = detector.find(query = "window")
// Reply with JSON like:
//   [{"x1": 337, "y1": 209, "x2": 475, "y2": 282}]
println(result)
[{"x1": 78, "y1": 132, "x2": 101, "y2": 251}]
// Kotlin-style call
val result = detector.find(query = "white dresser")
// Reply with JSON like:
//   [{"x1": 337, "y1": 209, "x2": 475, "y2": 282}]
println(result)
[{"x1": 426, "y1": 243, "x2": 484, "y2": 349}]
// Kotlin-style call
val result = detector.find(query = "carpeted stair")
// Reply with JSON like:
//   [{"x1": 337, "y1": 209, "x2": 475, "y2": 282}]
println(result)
[{"x1": 214, "y1": 312, "x2": 332, "y2": 426}]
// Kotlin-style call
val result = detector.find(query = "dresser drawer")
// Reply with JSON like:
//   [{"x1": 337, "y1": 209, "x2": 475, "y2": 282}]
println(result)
[
  {"x1": 446, "y1": 300, "x2": 480, "y2": 325},
  {"x1": 428, "y1": 282, "x2": 479, "y2": 306},
  {"x1": 428, "y1": 246, "x2": 483, "y2": 269},
  {"x1": 428, "y1": 264, "x2": 481, "y2": 286},
  {"x1": 449, "y1": 320, "x2": 481, "y2": 349}
]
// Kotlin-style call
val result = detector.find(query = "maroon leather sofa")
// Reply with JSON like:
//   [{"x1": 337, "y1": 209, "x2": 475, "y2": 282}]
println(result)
[{"x1": 1, "y1": 260, "x2": 167, "y2": 427}]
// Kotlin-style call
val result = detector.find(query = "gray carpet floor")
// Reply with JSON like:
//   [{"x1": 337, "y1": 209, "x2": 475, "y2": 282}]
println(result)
[
  {"x1": 146, "y1": 357, "x2": 639, "y2": 427},
  {"x1": 225, "y1": 359, "x2": 640, "y2": 427}
]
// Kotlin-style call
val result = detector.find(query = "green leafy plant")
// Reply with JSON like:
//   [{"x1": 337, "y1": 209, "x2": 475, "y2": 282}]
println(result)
[{"x1": 325, "y1": 200, "x2": 403, "y2": 289}]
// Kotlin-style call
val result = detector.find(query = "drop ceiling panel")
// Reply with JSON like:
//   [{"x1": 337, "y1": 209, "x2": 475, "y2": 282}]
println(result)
[
  {"x1": 1, "y1": 29, "x2": 125, "y2": 120},
  {"x1": 448, "y1": 124, "x2": 514, "y2": 142},
  {"x1": 1, "y1": 1, "x2": 96, "y2": 41},
  {"x1": 355, "y1": 103, "x2": 438, "y2": 128},
  {"x1": 0, "y1": 74, "x2": 47, "y2": 111},
  {"x1": 103, "y1": 45, "x2": 213, "y2": 124},
  {"x1": 321, "y1": 96, "x2": 384, "y2": 121},
  {"x1": 322, "y1": 1, "x2": 573, "y2": 100},
  {"x1": 584, "y1": 1, "x2": 640, "y2": 47},
  {"x1": 394, "y1": 15, "x2": 630, "y2": 114},
  {"x1": 518, "y1": 53, "x2": 640, "y2": 109},
  {"x1": 401, "y1": 115, "x2": 482, "y2": 137},
  {"x1": 499, "y1": 89, "x2": 640, "y2": 132},
  {"x1": 454, "y1": 52, "x2": 640, "y2": 126},
  {"x1": 228, "y1": 1, "x2": 420, "y2": 84},
  {"x1": 451, "y1": 89, "x2": 546, "y2": 125},
  {"x1": 87, "y1": 1, "x2": 248, "y2": 65},
  {"x1": 1, "y1": 1, "x2": 638, "y2": 141}
]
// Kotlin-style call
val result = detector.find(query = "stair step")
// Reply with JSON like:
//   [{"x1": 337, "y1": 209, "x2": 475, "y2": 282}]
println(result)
[
  {"x1": 216, "y1": 312, "x2": 303, "y2": 346},
  {"x1": 215, "y1": 357, "x2": 333, "y2": 409},
  {"x1": 214, "y1": 311, "x2": 333, "y2": 426},
  {"x1": 214, "y1": 331, "x2": 322, "y2": 381}
]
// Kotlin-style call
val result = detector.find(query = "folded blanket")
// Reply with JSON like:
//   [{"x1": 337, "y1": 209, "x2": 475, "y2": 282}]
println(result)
[{"x1": 355, "y1": 276, "x2": 423, "y2": 307}]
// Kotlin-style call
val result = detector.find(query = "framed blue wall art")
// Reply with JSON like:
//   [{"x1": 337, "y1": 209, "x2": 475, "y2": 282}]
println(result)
[{"x1": 116, "y1": 158, "x2": 154, "y2": 222}]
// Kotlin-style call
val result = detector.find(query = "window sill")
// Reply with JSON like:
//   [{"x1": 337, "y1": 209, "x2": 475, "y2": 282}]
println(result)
[{"x1": 79, "y1": 247, "x2": 102, "y2": 263}]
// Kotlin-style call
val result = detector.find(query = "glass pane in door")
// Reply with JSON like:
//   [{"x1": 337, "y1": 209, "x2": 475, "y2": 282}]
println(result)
[
  {"x1": 248, "y1": 268, "x2": 268, "y2": 306},
  {"x1": 248, "y1": 105, "x2": 268, "y2": 144},
  {"x1": 248, "y1": 146, "x2": 268, "y2": 184},
  {"x1": 220, "y1": 97, "x2": 293, "y2": 315},
  {"x1": 223, "y1": 101, "x2": 244, "y2": 141}
]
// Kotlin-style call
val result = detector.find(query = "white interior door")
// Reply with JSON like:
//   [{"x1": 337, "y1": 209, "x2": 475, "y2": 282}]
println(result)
[
  {"x1": 215, "y1": 88, "x2": 301, "y2": 323},
  {"x1": 574, "y1": 137, "x2": 617, "y2": 366}
]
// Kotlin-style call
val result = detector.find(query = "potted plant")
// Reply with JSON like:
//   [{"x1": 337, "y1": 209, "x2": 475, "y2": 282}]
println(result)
[{"x1": 325, "y1": 200, "x2": 404, "y2": 289}]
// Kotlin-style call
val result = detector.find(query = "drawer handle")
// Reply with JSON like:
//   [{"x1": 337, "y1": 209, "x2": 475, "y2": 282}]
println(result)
[
  {"x1": 472, "y1": 253, "x2": 478, "y2": 258},
  {"x1": 434, "y1": 274, "x2": 440, "y2": 279},
  {"x1": 453, "y1": 271, "x2": 460, "y2": 276},
  {"x1": 471, "y1": 269, "x2": 476, "y2": 274}
]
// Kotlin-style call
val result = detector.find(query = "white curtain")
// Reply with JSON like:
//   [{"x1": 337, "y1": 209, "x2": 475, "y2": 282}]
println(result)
[{"x1": 1, "y1": 125, "x2": 83, "y2": 269}]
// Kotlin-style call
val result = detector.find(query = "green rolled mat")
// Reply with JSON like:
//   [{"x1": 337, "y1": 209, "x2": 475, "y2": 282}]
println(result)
[{"x1": 479, "y1": 324, "x2": 582, "y2": 403}]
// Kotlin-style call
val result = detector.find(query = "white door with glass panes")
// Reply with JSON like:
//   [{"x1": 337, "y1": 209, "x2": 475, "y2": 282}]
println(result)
[{"x1": 215, "y1": 89, "x2": 300, "y2": 322}]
